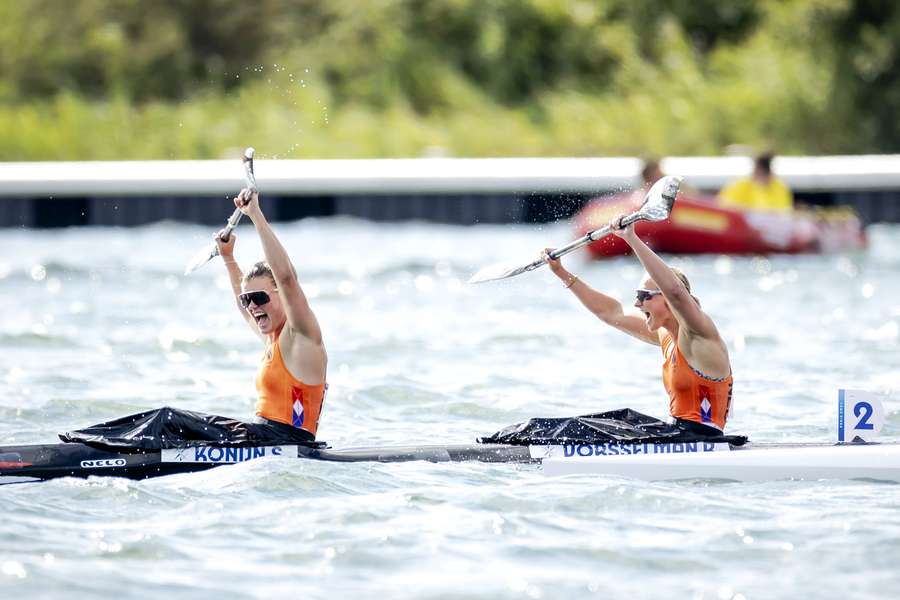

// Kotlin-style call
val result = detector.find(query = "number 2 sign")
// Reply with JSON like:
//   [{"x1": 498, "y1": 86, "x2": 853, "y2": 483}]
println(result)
[{"x1": 838, "y1": 389, "x2": 885, "y2": 443}]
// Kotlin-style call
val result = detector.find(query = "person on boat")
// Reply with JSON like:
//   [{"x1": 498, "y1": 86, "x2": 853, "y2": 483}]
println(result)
[
  {"x1": 625, "y1": 160, "x2": 666, "y2": 207},
  {"x1": 633, "y1": 158, "x2": 698, "y2": 200},
  {"x1": 640, "y1": 159, "x2": 664, "y2": 189},
  {"x1": 718, "y1": 152, "x2": 794, "y2": 213},
  {"x1": 541, "y1": 218, "x2": 733, "y2": 436},
  {"x1": 215, "y1": 187, "x2": 327, "y2": 441}
]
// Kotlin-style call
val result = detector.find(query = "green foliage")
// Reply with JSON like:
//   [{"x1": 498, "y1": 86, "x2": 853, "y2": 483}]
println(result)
[
  {"x1": 821, "y1": 0, "x2": 900, "y2": 151},
  {"x1": 0, "y1": 0, "x2": 898, "y2": 159}
]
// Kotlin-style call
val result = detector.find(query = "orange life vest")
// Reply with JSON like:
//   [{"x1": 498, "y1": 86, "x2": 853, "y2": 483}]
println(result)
[
  {"x1": 661, "y1": 333, "x2": 732, "y2": 430},
  {"x1": 255, "y1": 330, "x2": 326, "y2": 437}
]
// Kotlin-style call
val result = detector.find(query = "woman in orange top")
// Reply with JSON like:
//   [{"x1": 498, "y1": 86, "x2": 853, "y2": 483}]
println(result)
[
  {"x1": 215, "y1": 188, "x2": 327, "y2": 440},
  {"x1": 542, "y1": 214, "x2": 733, "y2": 434}
]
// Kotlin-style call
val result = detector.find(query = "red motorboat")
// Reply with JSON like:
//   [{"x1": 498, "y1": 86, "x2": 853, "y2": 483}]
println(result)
[{"x1": 575, "y1": 191, "x2": 867, "y2": 258}]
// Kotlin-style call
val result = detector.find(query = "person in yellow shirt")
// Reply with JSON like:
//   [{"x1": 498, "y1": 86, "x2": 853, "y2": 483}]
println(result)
[{"x1": 718, "y1": 153, "x2": 794, "y2": 213}]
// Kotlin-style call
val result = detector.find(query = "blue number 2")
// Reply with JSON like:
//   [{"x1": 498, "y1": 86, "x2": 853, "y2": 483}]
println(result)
[{"x1": 854, "y1": 401, "x2": 875, "y2": 430}]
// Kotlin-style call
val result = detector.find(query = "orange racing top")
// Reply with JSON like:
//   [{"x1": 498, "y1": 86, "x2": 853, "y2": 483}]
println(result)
[
  {"x1": 661, "y1": 333, "x2": 732, "y2": 430},
  {"x1": 255, "y1": 330, "x2": 326, "y2": 437}
]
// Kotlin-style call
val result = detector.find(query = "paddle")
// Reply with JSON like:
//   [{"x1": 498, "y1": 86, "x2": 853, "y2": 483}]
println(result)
[
  {"x1": 467, "y1": 175, "x2": 682, "y2": 284},
  {"x1": 184, "y1": 147, "x2": 259, "y2": 275}
]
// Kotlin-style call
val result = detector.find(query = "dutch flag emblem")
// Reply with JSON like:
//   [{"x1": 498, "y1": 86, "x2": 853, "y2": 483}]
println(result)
[
  {"x1": 292, "y1": 399, "x2": 304, "y2": 428},
  {"x1": 700, "y1": 397, "x2": 712, "y2": 423}
]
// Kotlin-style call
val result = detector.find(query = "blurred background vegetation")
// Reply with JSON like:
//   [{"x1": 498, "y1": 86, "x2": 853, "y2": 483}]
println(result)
[{"x1": 1, "y1": 0, "x2": 898, "y2": 160}]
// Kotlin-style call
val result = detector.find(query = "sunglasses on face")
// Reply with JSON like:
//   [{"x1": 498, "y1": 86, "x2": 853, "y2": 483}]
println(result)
[
  {"x1": 635, "y1": 289, "x2": 663, "y2": 303},
  {"x1": 239, "y1": 290, "x2": 271, "y2": 308}
]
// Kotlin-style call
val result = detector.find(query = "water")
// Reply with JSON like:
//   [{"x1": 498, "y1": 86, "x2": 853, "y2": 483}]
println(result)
[{"x1": 1, "y1": 219, "x2": 898, "y2": 599}]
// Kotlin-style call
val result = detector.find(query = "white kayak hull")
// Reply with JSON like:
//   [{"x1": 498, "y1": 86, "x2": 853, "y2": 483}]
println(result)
[{"x1": 534, "y1": 441, "x2": 900, "y2": 482}]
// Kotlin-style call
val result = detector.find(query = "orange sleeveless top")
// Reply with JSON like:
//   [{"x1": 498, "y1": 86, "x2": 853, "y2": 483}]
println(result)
[
  {"x1": 255, "y1": 331, "x2": 326, "y2": 437},
  {"x1": 661, "y1": 334, "x2": 733, "y2": 430}
]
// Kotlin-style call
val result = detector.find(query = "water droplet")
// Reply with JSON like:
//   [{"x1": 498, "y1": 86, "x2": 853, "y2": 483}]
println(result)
[
  {"x1": 337, "y1": 280, "x2": 355, "y2": 296},
  {"x1": 1, "y1": 561, "x2": 26, "y2": 579},
  {"x1": 30, "y1": 264, "x2": 47, "y2": 281}
]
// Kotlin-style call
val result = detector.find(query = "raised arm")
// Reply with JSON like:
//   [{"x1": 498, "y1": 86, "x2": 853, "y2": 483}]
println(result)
[
  {"x1": 215, "y1": 231, "x2": 258, "y2": 334},
  {"x1": 614, "y1": 222, "x2": 718, "y2": 340},
  {"x1": 542, "y1": 249, "x2": 659, "y2": 345},
  {"x1": 236, "y1": 189, "x2": 324, "y2": 346}
]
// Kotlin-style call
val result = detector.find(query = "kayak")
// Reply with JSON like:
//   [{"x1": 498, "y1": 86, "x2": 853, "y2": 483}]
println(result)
[
  {"x1": 3, "y1": 439, "x2": 898, "y2": 484},
  {"x1": 0, "y1": 441, "x2": 533, "y2": 484},
  {"x1": 574, "y1": 192, "x2": 867, "y2": 258},
  {"x1": 4, "y1": 395, "x2": 887, "y2": 484}
]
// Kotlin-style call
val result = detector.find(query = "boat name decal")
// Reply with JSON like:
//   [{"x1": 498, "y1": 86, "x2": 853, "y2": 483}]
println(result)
[
  {"x1": 80, "y1": 459, "x2": 127, "y2": 468},
  {"x1": 561, "y1": 441, "x2": 724, "y2": 457},
  {"x1": 161, "y1": 446, "x2": 288, "y2": 464}
]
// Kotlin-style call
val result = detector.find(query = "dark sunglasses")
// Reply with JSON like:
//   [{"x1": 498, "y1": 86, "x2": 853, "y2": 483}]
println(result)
[
  {"x1": 635, "y1": 289, "x2": 663, "y2": 303},
  {"x1": 239, "y1": 290, "x2": 271, "y2": 308}
]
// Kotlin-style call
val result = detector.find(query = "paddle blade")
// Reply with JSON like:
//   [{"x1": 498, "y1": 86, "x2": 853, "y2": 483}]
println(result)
[
  {"x1": 243, "y1": 147, "x2": 257, "y2": 191},
  {"x1": 467, "y1": 257, "x2": 543, "y2": 284},
  {"x1": 639, "y1": 175, "x2": 681, "y2": 222},
  {"x1": 468, "y1": 175, "x2": 682, "y2": 285},
  {"x1": 184, "y1": 243, "x2": 218, "y2": 275}
]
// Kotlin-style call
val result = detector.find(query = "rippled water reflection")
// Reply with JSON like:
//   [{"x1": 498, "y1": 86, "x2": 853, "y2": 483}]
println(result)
[{"x1": 0, "y1": 220, "x2": 898, "y2": 599}]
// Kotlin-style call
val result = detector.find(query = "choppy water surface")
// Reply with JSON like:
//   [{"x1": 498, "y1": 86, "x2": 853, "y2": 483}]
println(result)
[{"x1": 0, "y1": 219, "x2": 898, "y2": 599}]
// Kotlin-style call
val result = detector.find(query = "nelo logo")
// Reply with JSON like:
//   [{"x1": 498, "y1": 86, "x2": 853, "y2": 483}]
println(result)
[{"x1": 80, "y1": 459, "x2": 127, "y2": 468}]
